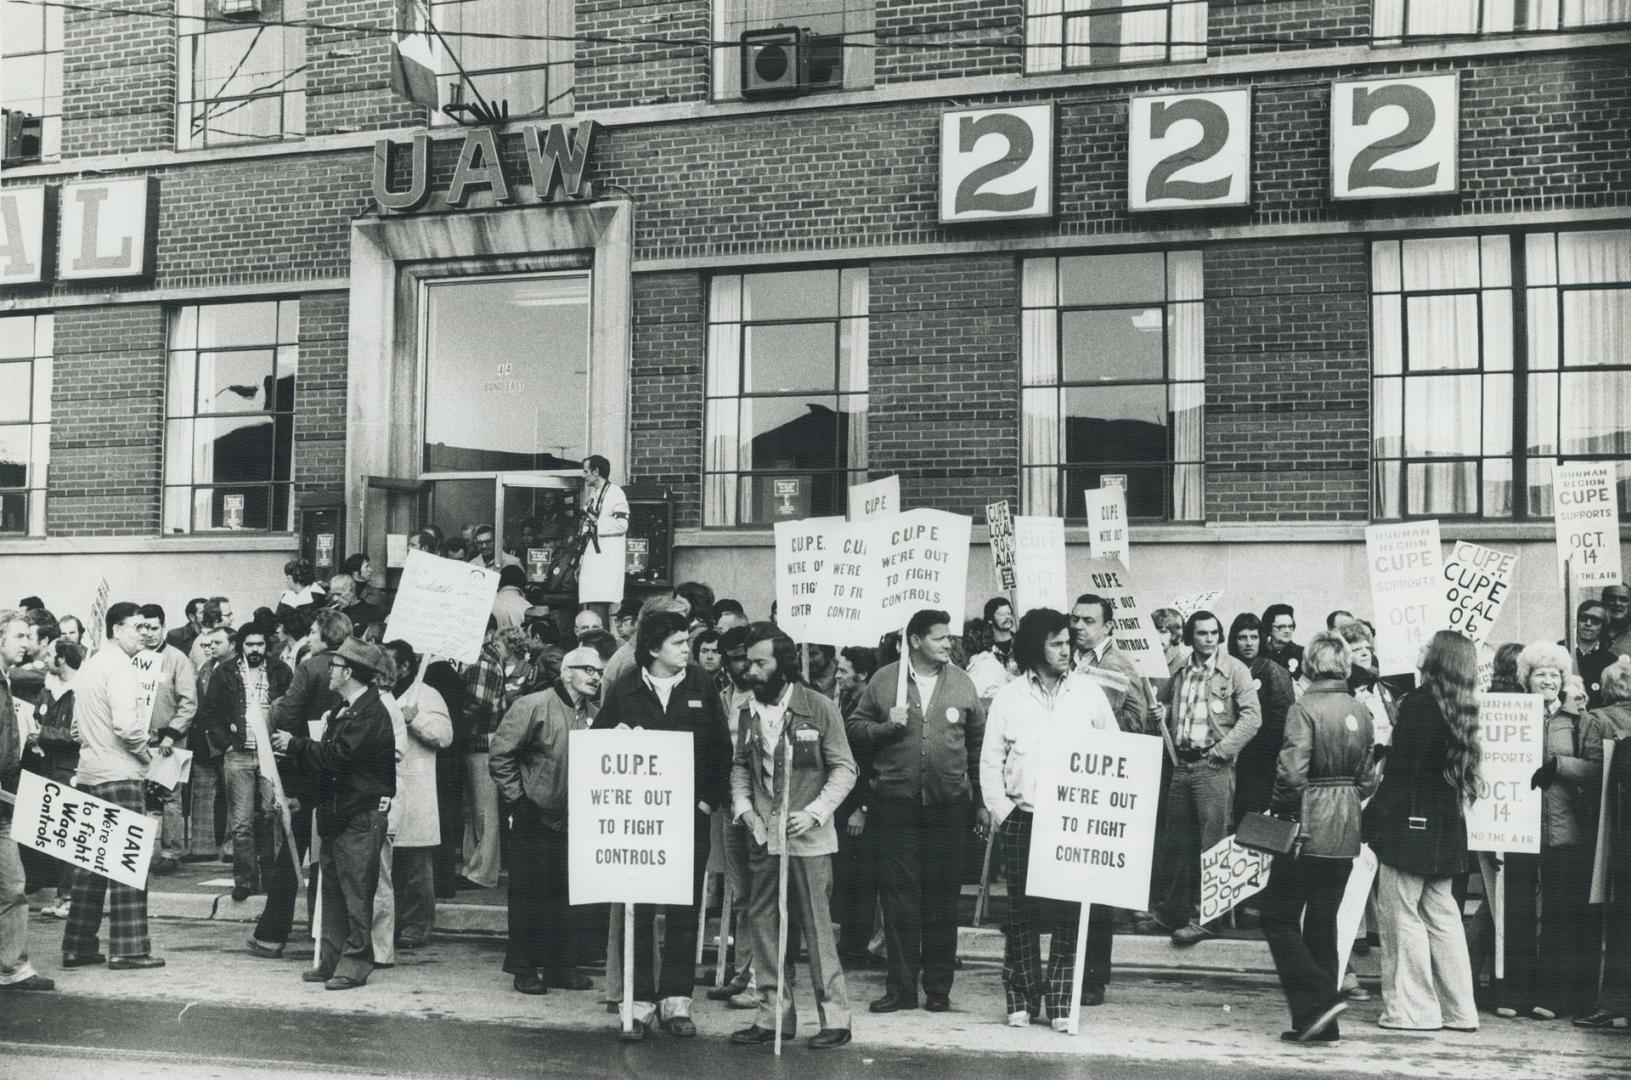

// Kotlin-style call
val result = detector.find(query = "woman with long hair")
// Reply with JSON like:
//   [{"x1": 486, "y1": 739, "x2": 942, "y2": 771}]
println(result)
[{"x1": 1366, "y1": 630, "x2": 1481, "y2": 1032}]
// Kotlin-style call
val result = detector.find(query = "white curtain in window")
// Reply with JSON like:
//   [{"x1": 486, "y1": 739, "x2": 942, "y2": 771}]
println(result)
[
  {"x1": 1026, "y1": 0, "x2": 1064, "y2": 72},
  {"x1": 1530, "y1": 0, "x2": 1631, "y2": 28},
  {"x1": 1400, "y1": 236, "x2": 1481, "y2": 291},
  {"x1": 843, "y1": 269, "x2": 870, "y2": 473},
  {"x1": 705, "y1": 277, "x2": 743, "y2": 526},
  {"x1": 1170, "y1": 1, "x2": 1207, "y2": 61},
  {"x1": 1021, "y1": 260, "x2": 1060, "y2": 515},
  {"x1": 1169, "y1": 297, "x2": 1203, "y2": 519},
  {"x1": 1556, "y1": 230, "x2": 1631, "y2": 460}
]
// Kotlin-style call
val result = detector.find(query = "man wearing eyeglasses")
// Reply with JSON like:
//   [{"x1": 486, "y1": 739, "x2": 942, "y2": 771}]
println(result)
[
  {"x1": 488, "y1": 646, "x2": 604, "y2": 996},
  {"x1": 1260, "y1": 604, "x2": 1304, "y2": 681},
  {"x1": 1570, "y1": 599, "x2": 1616, "y2": 710}
]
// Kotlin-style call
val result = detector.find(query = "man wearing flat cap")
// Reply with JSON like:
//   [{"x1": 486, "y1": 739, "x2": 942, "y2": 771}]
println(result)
[{"x1": 270, "y1": 637, "x2": 396, "y2": 990}]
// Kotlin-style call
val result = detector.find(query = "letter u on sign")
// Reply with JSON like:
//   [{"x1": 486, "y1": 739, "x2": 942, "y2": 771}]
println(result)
[{"x1": 939, "y1": 104, "x2": 1054, "y2": 223}]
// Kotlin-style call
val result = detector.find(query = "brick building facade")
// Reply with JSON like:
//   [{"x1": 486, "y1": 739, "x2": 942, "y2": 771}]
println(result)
[{"x1": 2, "y1": 0, "x2": 1628, "y2": 643}]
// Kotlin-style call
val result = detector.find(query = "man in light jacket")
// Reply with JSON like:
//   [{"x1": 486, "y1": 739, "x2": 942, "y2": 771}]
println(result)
[
  {"x1": 728, "y1": 623, "x2": 856, "y2": 1050},
  {"x1": 135, "y1": 604, "x2": 198, "y2": 873}
]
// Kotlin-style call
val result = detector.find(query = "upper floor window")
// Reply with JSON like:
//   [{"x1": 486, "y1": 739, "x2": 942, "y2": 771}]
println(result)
[
  {"x1": 1, "y1": 0, "x2": 63, "y2": 164},
  {"x1": 164, "y1": 300, "x2": 298, "y2": 533},
  {"x1": 1021, "y1": 251, "x2": 1205, "y2": 521},
  {"x1": 0, "y1": 313, "x2": 52, "y2": 536},
  {"x1": 1370, "y1": 229, "x2": 1631, "y2": 520},
  {"x1": 430, "y1": 0, "x2": 573, "y2": 124},
  {"x1": 1374, "y1": 0, "x2": 1631, "y2": 41},
  {"x1": 177, "y1": 0, "x2": 307, "y2": 149},
  {"x1": 705, "y1": 268, "x2": 869, "y2": 526},
  {"x1": 1025, "y1": 0, "x2": 1207, "y2": 74},
  {"x1": 714, "y1": 0, "x2": 874, "y2": 101}
]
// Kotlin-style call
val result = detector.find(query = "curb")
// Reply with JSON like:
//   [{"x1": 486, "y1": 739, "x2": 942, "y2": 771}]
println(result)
[{"x1": 144, "y1": 889, "x2": 1279, "y2": 975}]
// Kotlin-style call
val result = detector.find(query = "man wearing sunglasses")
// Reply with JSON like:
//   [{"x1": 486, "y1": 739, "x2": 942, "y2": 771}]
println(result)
[
  {"x1": 1571, "y1": 599, "x2": 1615, "y2": 710},
  {"x1": 488, "y1": 645, "x2": 605, "y2": 996}
]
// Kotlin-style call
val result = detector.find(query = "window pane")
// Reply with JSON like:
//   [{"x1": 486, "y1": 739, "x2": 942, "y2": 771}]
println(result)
[
  {"x1": 1169, "y1": 302, "x2": 1203, "y2": 382},
  {"x1": 737, "y1": 473, "x2": 844, "y2": 525},
  {"x1": 1562, "y1": 371, "x2": 1631, "y2": 456},
  {"x1": 1063, "y1": 384, "x2": 1167, "y2": 464},
  {"x1": 196, "y1": 349, "x2": 273, "y2": 413},
  {"x1": 1407, "y1": 461, "x2": 1477, "y2": 516},
  {"x1": 1406, "y1": 294, "x2": 1480, "y2": 371},
  {"x1": 195, "y1": 485, "x2": 270, "y2": 531},
  {"x1": 0, "y1": 318, "x2": 34, "y2": 359},
  {"x1": 192, "y1": 416, "x2": 275, "y2": 483},
  {"x1": 1375, "y1": 459, "x2": 1403, "y2": 519},
  {"x1": 1401, "y1": 237, "x2": 1481, "y2": 291},
  {"x1": 1528, "y1": 287, "x2": 1559, "y2": 370},
  {"x1": 1527, "y1": 372, "x2": 1558, "y2": 455},
  {"x1": 838, "y1": 317, "x2": 868, "y2": 394},
  {"x1": 192, "y1": 95, "x2": 284, "y2": 146},
  {"x1": 0, "y1": 426, "x2": 29, "y2": 487},
  {"x1": 1483, "y1": 374, "x2": 1513, "y2": 457},
  {"x1": 1562, "y1": 288, "x2": 1631, "y2": 367},
  {"x1": 1061, "y1": 309, "x2": 1165, "y2": 383},
  {"x1": 838, "y1": 393, "x2": 868, "y2": 470},
  {"x1": 1064, "y1": 464, "x2": 1167, "y2": 519},
  {"x1": 1372, "y1": 378, "x2": 1402, "y2": 459},
  {"x1": 1483, "y1": 291, "x2": 1513, "y2": 371},
  {"x1": 1060, "y1": 253, "x2": 1165, "y2": 307},
  {"x1": 743, "y1": 271, "x2": 838, "y2": 322},
  {"x1": 1022, "y1": 387, "x2": 1061, "y2": 466},
  {"x1": 1404, "y1": 375, "x2": 1482, "y2": 457},
  {"x1": 1372, "y1": 295, "x2": 1403, "y2": 375},
  {"x1": 198, "y1": 302, "x2": 279, "y2": 348},
  {"x1": 0, "y1": 492, "x2": 26, "y2": 534},
  {"x1": 742, "y1": 397, "x2": 838, "y2": 471},
  {"x1": 1372, "y1": 240, "x2": 1401, "y2": 293},
  {"x1": 1484, "y1": 457, "x2": 1514, "y2": 518},
  {"x1": 30, "y1": 355, "x2": 50, "y2": 422},
  {"x1": 744, "y1": 323, "x2": 836, "y2": 394},
  {"x1": 168, "y1": 352, "x2": 198, "y2": 417},
  {"x1": 3, "y1": 2, "x2": 45, "y2": 51},
  {"x1": 0, "y1": 363, "x2": 31, "y2": 423},
  {"x1": 278, "y1": 300, "x2": 299, "y2": 344}
]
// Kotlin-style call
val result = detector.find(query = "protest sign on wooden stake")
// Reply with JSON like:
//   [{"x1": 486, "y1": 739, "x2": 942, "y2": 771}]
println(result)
[
  {"x1": 384, "y1": 550, "x2": 500, "y2": 664},
  {"x1": 1014, "y1": 516, "x2": 1067, "y2": 615},
  {"x1": 1465, "y1": 693, "x2": 1544, "y2": 855}
]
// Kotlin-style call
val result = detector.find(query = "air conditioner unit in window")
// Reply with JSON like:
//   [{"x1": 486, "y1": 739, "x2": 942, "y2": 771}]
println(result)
[
  {"x1": 740, "y1": 26, "x2": 804, "y2": 99},
  {"x1": 2, "y1": 110, "x2": 42, "y2": 166},
  {"x1": 218, "y1": 0, "x2": 265, "y2": 17},
  {"x1": 803, "y1": 32, "x2": 844, "y2": 91}
]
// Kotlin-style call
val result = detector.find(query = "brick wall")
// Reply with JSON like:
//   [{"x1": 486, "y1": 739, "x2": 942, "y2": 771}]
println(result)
[
  {"x1": 627, "y1": 271, "x2": 706, "y2": 527},
  {"x1": 61, "y1": 0, "x2": 173, "y2": 158},
  {"x1": 576, "y1": 0, "x2": 710, "y2": 112},
  {"x1": 293, "y1": 292, "x2": 349, "y2": 501},
  {"x1": 869, "y1": 256, "x2": 1018, "y2": 516},
  {"x1": 1205, "y1": 238, "x2": 1371, "y2": 522},
  {"x1": 306, "y1": 0, "x2": 425, "y2": 136},
  {"x1": 47, "y1": 306, "x2": 167, "y2": 535},
  {"x1": 875, "y1": 0, "x2": 1023, "y2": 84},
  {"x1": 1209, "y1": 0, "x2": 1370, "y2": 57}
]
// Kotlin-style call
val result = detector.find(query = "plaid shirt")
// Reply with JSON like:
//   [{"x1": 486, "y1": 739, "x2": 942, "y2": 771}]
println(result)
[{"x1": 462, "y1": 645, "x2": 507, "y2": 749}]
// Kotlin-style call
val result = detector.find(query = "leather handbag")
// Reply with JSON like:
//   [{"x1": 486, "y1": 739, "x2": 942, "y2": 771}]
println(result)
[{"x1": 1235, "y1": 811, "x2": 1300, "y2": 857}]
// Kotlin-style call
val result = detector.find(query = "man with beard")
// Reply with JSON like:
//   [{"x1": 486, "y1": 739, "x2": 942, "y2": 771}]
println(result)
[
  {"x1": 984, "y1": 598, "x2": 1016, "y2": 669},
  {"x1": 707, "y1": 625, "x2": 759, "y2": 1008},
  {"x1": 728, "y1": 622, "x2": 857, "y2": 1050},
  {"x1": 198, "y1": 623, "x2": 293, "y2": 902}
]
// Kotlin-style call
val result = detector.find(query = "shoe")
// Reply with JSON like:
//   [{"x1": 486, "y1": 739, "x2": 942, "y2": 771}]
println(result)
[
  {"x1": 302, "y1": 969, "x2": 331, "y2": 983},
  {"x1": 61, "y1": 952, "x2": 106, "y2": 969},
  {"x1": 513, "y1": 972, "x2": 548, "y2": 995},
  {"x1": 1171, "y1": 922, "x2": 1217, "y2": 946},
  {"x1": 108, "y1": 955, "x2": 165, "y2": 971},
  {"x1": 924, "y1": 993, "x2": 950, "y2": 1012},
  {"x1": 1377, "y1": 1020, "x2": 1441, "y2": 1030},
  {"x1": 1051, "y1": 1018, "x2": 1072, "y2": 1034},
  {"x1": 731, "y1": 1024, "x2": 776, "y2": 1045},
  {"x1": 451, "y1": 875, "x2": 488, "y2": 891},
  {"x1": 543, "y1": 971, "x2": 593, "y2": 991},
  {"x1": 1008, "y1": 1011, "x2": 1030, "y2": 1028},
  {"x1": 1494, "y1": 1006, "x2": 1520, "y2": 1019},
  {"x1": 1530, "y1": 1006, "x2": 1557, "y2": 1021},
  {"x1": 808, "y1": 1028, "x2": 851, "y2": 1049},
  {"x1": 728, "y1": 991, "x2": 758, "y2": 1010},
  {"x1": 0, "y1": 974, "x2": 55, "y2": 991},
  {"x1": 230, "y1": 885, "x2": 252, "y2": 903},
  {"x1": 395, "y1": 938, "x2": 427, "y2": 952},
  {"x1": 870, "y1": 992, "x2": 919, "y2": 1013},
  {"x1": 660, "y1": 1016, "x2": 697, "y2": 1038},
  {"x1": 1574, "y1": 1010, "x2": 1629, "y2": 1029},
  {"x1": 324, "y1": 976, "x2": 364, "y2": 991},
  {"x1": 245, "y1": 938, "x2": 284, "y2": 959},
  {"x1": 434, "y1": 886, "x2": 457, "y2": 900},
  {"x1": 708, "y1": 983, "x2": 748, "y2": 1001},
  {"x1": 1080, "y1": 984, "x2": 1105, "y2": 1007},
  {"x1": 1281, "y1": 1028, "x2": 1339, "y2": 1043},
  {"x1": 1297, "y1": 1000, "x2": 1347, "y2": 1042},
  {"x1": 1345, "y1": 986, "x2": 1372, "y2": 1002},
  {"x1": 1445, "y1": 1025, "x2": 1480, "y2": 1033},
  {"x1": 619, "y1": 1017, "x2": 651, "y2": 1043},
  {"x1": 43, "y1": 900, "x2": 71, "y2": 920}
]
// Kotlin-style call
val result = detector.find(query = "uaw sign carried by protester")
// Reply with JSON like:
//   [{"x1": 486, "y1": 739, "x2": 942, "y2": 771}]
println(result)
[
  {"x1": 1079, "y1": 558, "x2": 1169, "y2": 679},
  {"x1": 131, "y1": 649, "x2": 164, "y2": 728},
  {"x1": 774, "y1": 508, "x2": 972, "y2": 647},
  {"x1": 567, "y1": 729, "x2": 695, "y2": 905},
  {"x1": 1014, "y1": 516, "x2": 1068, "y2": 615},
  {"x1": 384, "y1": 549, "x2": 500, "y2": 664},
  {"x1": 1553, "y1": 462, "x2": 1622, "y2": 588},
  {"x1": 8, "y1": 770, "x2": 155, "y2": 889},
  {"x1": 1465, "y1": 693, "x2": 1544, "y2": 854},
  {"x1": 1366, "y1": 520, "x2": 1452, "y2": 675},
  {"x1": 1199, "y1": 834, "x2": 1273, "y2": 926},
  {"x1": 1442, "y1": 541, "x2": 1515, "y2": 648}
]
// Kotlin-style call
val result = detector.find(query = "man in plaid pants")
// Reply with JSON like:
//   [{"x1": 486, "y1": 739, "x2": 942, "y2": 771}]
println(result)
[
  {"x1": 979, "y1": 607, "x2": 1118, "y2": 1030},
  {"x1": 62, "y1": 601, "x2": 165, "y2": 971}
]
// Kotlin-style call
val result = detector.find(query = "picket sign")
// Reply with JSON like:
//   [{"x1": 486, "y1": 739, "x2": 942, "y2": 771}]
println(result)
[
  {"x1": 384, "y1": 550, "x2": 500, "y2": 664},
  {"x1": 1198, "y1": 835, "x2": 1272, "y2": 926},
  {"x1": 1365, "y1": 520, "x2": 1451, "y2": 675},
  {"x1": 8, "y1": 771, "x2": 155, "y2": 889}
]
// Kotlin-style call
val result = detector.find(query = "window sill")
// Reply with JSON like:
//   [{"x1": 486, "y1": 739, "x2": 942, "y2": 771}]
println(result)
[
  {"x1": 678, "y1": 520, "x2": 1579, "y2": 547},
  {"x1": 0, "y1": 534, "x2": 299, "y2": 556}
]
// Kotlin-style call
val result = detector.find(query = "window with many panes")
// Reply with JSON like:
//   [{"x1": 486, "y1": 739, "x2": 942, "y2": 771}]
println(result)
[
  {"x1": 0, "y1": 314, "x2": 51, "y2": 535},
  {"x1": 704, "y1": 269, "x2": 869, "y2": 526},
  {"x1": 713, "y1": 0, "x2": 874, "y2": 100},
  {"x1": 177, "y1": 0, "x2": 307, "y2": 149},
  {"x1": 1371, "y1": 229, "x2": 1631, "y2": 519},
  {"x1": 1025, "y1": 0, "x2": 1206, "y2": 74},
  {"x1": 1374, "y1": 0, "x2": 1631, "y2": 41},
  {"x1": 1021, "y1": 252, "x2": 1204, "y2": 521},
  {"x1": 430, "y1": 0, "x2": 574, "y2": 124},
  {"x1": 164, "y1": 300, "x2": 298, "y2": 533},
  {"x1": 1, "y1": 0, "x2": 63, "y2": 163}
]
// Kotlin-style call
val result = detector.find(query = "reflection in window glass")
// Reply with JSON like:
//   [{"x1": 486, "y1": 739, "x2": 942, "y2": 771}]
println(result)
[
  {"x1": 1373, "y1": 0, "x2": 1631, "y2": 41},
  {"x1": 431, "y1": 0, "x2": 574, "y2": 124},
  {"x1": 1026, "y1": 0, "x2": 1207, "y2": 74},
  {"x1": 1, "y1": 0, "x2": 64, "y2": 161},
  {"x1": 165, "y1": 301, "x2": 298, "y2": 532},
  {"x1": 177, "y1": 0, "x2": 307, "y2": 149},
  {"x1": 0, "y1": 313, "x2": 51, "y2": 535}
]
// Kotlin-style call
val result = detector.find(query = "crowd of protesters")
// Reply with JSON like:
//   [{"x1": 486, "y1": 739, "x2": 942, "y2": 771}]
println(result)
[{"x1": 1, "y1": 544, "x2": 1630, "y2": 1050}]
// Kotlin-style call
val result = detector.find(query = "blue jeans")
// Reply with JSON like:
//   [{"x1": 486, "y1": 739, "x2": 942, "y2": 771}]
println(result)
[{"x1": 223, "y1": 749, "x2": 265, "y2": 891}]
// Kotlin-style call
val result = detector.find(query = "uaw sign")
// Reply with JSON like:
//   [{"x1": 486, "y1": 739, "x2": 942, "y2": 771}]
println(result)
[
  {"x1": 373, "y1": 121, "x2": 602, "y2": 213},
  {"x1": 9, "y1": 771, "x2": 155, "y2": 889}
]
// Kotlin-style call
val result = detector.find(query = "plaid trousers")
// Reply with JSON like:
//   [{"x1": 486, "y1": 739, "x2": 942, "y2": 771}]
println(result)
[
  {"x1": 64, "y1": 779, "x2": 152, "y2": 959},
  {"x1": 998, "y1": 809, "x2": 1080, "y2": 1017}
]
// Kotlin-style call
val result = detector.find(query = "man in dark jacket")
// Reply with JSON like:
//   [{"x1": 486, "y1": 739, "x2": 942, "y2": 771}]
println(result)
[
  {"x1": 845, "y1": 608, "x2": 986, "y2": 1014},
  {"x1": 1570, "y1": 599, "x2": 1616, "y2": 709},
  {"x1": 1262, "y1": 604, "x2": 1304, "y2": 680},
  {"x1": 592, "y1": 609, "x2": 732, "y2": 1039},
  {"x1": 198, "y1": 623, "x2": 292, "y2": 901},
  {"x1": 249, "y1": 609, "x2": 348, "y2": 956},
  {"x1": 1228, "y1": 614, "x2": 1297, "y2": 825},
  {"x1": 1, "y1": 609, "x2": 54, "y2": 991},
  {"x1": 270, "y1": 636, "x2": 395, "y2": 990}
]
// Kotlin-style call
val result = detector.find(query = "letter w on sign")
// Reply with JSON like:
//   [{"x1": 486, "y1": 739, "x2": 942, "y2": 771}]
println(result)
[{"x1": 8, "y1": 771, "x2": 155, "y2": 889}]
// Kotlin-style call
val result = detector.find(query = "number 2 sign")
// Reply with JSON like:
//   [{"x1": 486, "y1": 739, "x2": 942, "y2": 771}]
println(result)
[
  {"x1": 1331, "y1": 73, "x2": 1460, "y2": 200},
  {"x1": 939, "y1": 103, "x2": 1053, "y2": 224},
  {"x1": 1128, "y1": 88, "x2": 1252, "y2": 212}
]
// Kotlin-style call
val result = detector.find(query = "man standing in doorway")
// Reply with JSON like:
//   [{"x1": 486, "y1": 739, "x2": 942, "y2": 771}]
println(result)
[
  {"x1": 577, "y1": 455, "x2": 629, "y2": 613},
  {"x1": 470, "y1": 524, "x2": 522, "y2": 572},
  {"x1": 1158, "y1": 610, "x2": 1261, "y2": 946},
  {"x1": 1070, "y1": 593, "x2": 1153, "y2": 736},
  {"x1": 62, "y1": 602, "x2": 165, "y2": 971},
  {"x1": 846, "y1": 609, "x2": 985, "y2": 1014}
]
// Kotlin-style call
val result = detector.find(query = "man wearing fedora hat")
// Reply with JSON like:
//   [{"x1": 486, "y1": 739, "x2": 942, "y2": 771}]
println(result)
[{"x1": 271, "y1": 637, "x2": 396, "y2": 991}]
